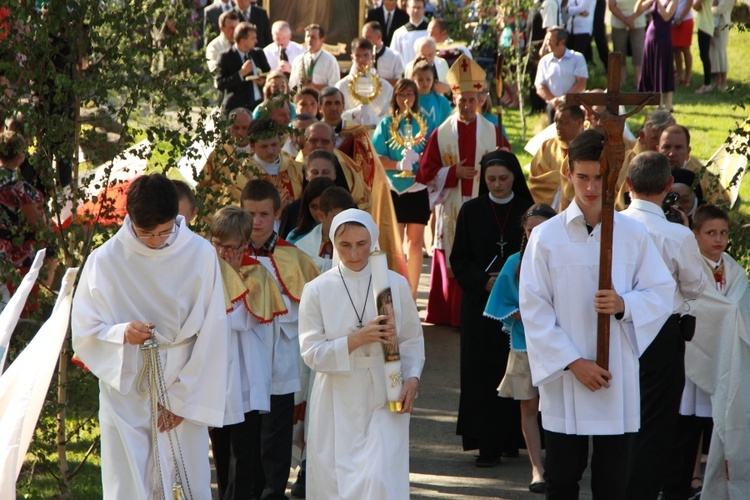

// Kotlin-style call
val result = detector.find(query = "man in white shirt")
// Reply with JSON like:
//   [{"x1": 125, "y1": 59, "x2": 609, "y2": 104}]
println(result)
[
  {"x1": 566, "y1": 0, "x2": 596, "y2": 62},
  {"x1": 361, "y1": 21, "x2": 405, "y2": 85},
  {"x1": 622, "y1": 150, "x2": 706, "y2": 499},
  {"x1": 204, "y1": 0, "x2": 235, "y2": 45},
  {"x1": 263, "y1": 20, "x2": 305, "y2": 75},
  {"x1": 289, "y1": 24, "x2": 341, "y2": 91},
  {"x1": 540, "y1": 0, "x2": 562, "y2": 28},
  {"x1": 391, "y1": 0, "x2": 429, "y2": 66},
  {"x1": 206, "y1": 10, "x2": 240, "y2": 73},
  {"x1": 520, "y1": 130, "x2": 674, "y2": 498},
  {"x1": 335, "y1": 37, "x2": 394, "y2": 126},
  {"x1": 427, "y1": 17, "x2": 473, "y2": 59},
  {"x1": 535, "y1": 27, "x2": 588, "y2": 119}
]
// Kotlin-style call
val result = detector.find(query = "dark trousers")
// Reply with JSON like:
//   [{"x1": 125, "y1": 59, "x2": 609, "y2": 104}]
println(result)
[
  {"x1": 224, "y1": 411, "x2": 264, "y2": 500},
  {"x1": 626, "y1": 314, "x2": 684, "y2": 500},
  {"x1": 544, "y1": 431, "x2": 633, "y2": 500},
  {"x1": 593, "y1": 0, "x2": 610, "y2": 68},
  {"x1": 258, "y1": 393, "x2": 295, "y2": 500},
  {"x1": 209, "y1": 425, "x2": 232, "y2": 498},
  {"x1": 569, "y1": 33, "x2": 593, "y2": 63},
  {"x1": 662, "y1": 415, "x2": 711, "y2": 499},
  {"x1": 697, "y1": 30, "x2": 712, "y2": 86}
]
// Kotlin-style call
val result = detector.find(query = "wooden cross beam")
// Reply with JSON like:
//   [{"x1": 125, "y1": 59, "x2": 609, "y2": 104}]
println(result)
[{"x1": 564, "y1": 52, "x2": 660, "y2": 370}]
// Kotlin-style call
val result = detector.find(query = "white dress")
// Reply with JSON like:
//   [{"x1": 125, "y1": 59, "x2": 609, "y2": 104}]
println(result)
[
  {"x1": 298, "y1": 263, "x2": 425, "y2": 499},
  {"x1": 72, "y1": 216, "x2": 229, "y2": 499}
]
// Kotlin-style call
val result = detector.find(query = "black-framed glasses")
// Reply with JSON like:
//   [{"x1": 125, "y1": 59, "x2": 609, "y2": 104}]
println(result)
[
  {"x1": 210, "y1": 238, "x2": 246, "y2": 253},
  {"x1": 132, "y1": 224, "x2": 177, "y2": 241}
]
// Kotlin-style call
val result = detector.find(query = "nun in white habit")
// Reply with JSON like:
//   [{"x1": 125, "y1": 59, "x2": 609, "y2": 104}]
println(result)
[{"x1": 298, "y1": 209, "x2": 425, "y2": 500}]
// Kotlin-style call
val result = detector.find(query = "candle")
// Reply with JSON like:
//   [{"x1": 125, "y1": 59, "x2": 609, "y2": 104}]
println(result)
[{"x1": 370, "y1": 251, "x2": 404, "y2": 412}]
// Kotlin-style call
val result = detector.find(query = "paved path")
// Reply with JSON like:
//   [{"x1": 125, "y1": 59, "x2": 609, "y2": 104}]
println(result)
[{"x1": 214, "y1": 260, "x2": 597, "y2": 499}]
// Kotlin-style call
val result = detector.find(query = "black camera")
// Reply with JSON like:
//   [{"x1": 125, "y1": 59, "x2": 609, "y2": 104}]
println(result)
[{"x1": 662, "y1": 192, "x2": 683, "y2": 224}]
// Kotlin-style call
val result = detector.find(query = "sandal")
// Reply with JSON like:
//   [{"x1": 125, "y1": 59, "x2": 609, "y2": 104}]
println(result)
[
  {"x1": 696, "y1": 85, "x2": 713, "y2": 94},
  {"x1": 680, "y1": 78, "x2": 691, "y2": 88}
]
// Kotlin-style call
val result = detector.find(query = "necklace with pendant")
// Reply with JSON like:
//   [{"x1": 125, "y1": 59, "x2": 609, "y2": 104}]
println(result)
[
  {"x1": 488, "y1": 197, "x2": 514, "y2": 260},
  {"x1": 338, "y1": 265, "x2": 372, "y2": 329}
]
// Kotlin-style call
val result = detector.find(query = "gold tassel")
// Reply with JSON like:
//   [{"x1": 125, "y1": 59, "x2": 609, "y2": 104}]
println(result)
[{"x1": 172, "y1": 483, "x2": 184, "y2": 500}]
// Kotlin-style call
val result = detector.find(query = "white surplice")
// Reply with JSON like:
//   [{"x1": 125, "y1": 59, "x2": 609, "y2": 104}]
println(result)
[
  {"x1": 228, "y1": 304, "x2": 273, "y2": 414},
  {"x1": 72, "y1": 216, "x2": 229, "y2": 500},
  {"x1": 298, "y1": 263, "x2": 425, "y2": 499},
  {"x1": 685, "y1": 253, "x2": 750, "y2": 499},
  {"x1": 520, "y1": 201, "x2": 675, "y2": 435},
  {"x1": 294, "y1": 225, "x2": 332, "y2": 273}
]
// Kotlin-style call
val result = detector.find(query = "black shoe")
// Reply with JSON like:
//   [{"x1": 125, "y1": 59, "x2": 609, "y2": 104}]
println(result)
[
  {"x1": 529, "y1": 481, "x2": 546, "y2": 494},
  {"x1": 290, "y1": 470, "x2": 305, "y2": 498},
  {"x1": 475, "y1": 455, "x2": 502, "y2": 468}
]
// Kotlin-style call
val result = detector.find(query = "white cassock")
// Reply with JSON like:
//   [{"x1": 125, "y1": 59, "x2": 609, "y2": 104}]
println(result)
[
  {"x1": 299, "y1": 262, "x2": 425, "y2": 499},
  {"x1": 685, "y1": 253, "x2": 750, "y2": 499},
  {"x1": 390, "y1": 24, "x2": 427, "y2": 66},
  {"x1": 295, "y1": 225, "x2": 333, "y2": 274},
  {"x1": 520, "y1": 201, "x2": 675, "y2": 435},
  {"x1": 257, "y1": 255, "x2": 302, "y2": 395},
  {"x1": 72, "y1": 216, "x2": 229, "y2": 500},
  {"x1": 229, "y1": 304, "x2": 273, "y2": 414}
]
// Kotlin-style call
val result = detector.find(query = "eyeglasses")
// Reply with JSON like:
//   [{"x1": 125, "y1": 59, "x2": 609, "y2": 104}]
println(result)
[
  {"x1": 210, "y1": 238, "x2": 246, "y2": 253},
  {"x1": 133, "y1": 224, "x2": 177, "y2": 241}
]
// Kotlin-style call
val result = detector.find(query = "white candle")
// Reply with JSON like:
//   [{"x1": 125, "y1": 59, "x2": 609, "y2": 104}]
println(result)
[{"x1": 370, "y1": 251, "x2": 404, "y2": 412}]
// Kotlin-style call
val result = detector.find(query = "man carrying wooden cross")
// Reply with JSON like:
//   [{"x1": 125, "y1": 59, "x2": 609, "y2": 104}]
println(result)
[{"x1": 520, "y1": 129, "x2": 675, "y2": 497}]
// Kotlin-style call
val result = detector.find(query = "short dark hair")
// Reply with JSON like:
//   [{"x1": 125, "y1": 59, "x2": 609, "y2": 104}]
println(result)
[
  {"x1": 219, "y1": 10, "x2": 240, "y2": 28},
  {"x1": 126, "y1": 174, "x2": 179, "y2": 230},
  {"x1": 568, "y1": 130, "x2": 604, "y2": 170},
  {"x1": 547, "y1": 26, "x2": 568, "y2": 44},
  {"x1": 350, "y1": 37, "x2": 373, "y2": 53},
  {"x1": 296, "y1": 177, "x2": 335, "y2": 235},
  {"x1": 305, "y1": 24, "x2": 325, "y2": 38},
  {"x1": 319, "y1": 86, "x2": 344, "y2": 105},
  {"x1": 662, "y1": 124, "x2": 691, "y2": 146},
  {"x1": 247, "y1": 117, "x2": 282, "y2": 143},
  {"x1": 172, "y1": 179, "x2": 197, "y2": 212},
  {"x1": 627, "y1": 151, "x2": 672, "y2": 195},
  {"x1": 295, "y1": 86, "x2": 320, "y2": 104},
  {"x1": 558, "y1": 104, "x2": 585, "y2": 122},
  {"x1": 319, "y1": 186, "x2": 356, "y2": 213},
  {"x1": 241, "y1": 179, "x2": 281, "y2": 212},
  {"x1": 234, "y1": 22, "x2": 257, "y2": 43},
  {"x1": 692, "y1": 204, "x2": 729, "y2": 232},
  {"x1": 363, "y1": 21, "x2": 383, "y2": 36},
  {"x1": 305, "y1": 149, "x2": 337, "y2": 168},
  {"x1": 430, "y1": 18, "x2": 448, "y2": 33}
]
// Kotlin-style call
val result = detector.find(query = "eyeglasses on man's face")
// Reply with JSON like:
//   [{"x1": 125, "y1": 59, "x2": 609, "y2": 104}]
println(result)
[{"x1": 132, "y1": 224, "x2": 177, "y2": 241}]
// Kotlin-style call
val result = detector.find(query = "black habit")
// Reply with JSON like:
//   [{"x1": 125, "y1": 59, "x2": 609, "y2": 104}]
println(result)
[{"x1": 451, "y1": 150, "x2": 533, "y2": 456}]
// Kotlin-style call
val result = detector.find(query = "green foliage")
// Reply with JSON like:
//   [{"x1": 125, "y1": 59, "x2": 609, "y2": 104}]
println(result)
[{"x1": 1, "y1": 0, "x2": 223, "y2": 496}]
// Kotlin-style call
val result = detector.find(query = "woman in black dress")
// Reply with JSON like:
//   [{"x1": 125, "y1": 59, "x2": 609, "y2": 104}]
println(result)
[{"x1": 451, "y1": 150, "x2": 534, "y2": 466}]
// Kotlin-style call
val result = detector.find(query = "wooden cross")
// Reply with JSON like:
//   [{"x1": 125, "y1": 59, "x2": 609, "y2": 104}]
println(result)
[{"x1": 564, "y1": 52, "x2": 660, "y2": 370}]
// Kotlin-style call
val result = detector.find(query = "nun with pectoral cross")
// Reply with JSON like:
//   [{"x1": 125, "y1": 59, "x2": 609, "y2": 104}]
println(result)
[{"x1": 450, "y1": 150, "x2": 533, "y2": 466}]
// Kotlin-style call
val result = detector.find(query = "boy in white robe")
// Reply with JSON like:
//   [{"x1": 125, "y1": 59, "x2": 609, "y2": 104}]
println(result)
[
  {"x1": 240, "y1": 179, "x2": 320, "y2": 498},
  {"x1": 679, "y1": 205, "x2": 750, "y2": 499},
  {"x1": 207, "y1": 206, "x2": 282, "y2": 499},
  {"x1": 520, "y1": 130, "x2": 675, "y2": 498},
  {"x1": 295, "y1": 186, "x2": 357, "y2": 274},
  {"x1": 72, "y1": 174, "x2": 230, "y2": 499}
]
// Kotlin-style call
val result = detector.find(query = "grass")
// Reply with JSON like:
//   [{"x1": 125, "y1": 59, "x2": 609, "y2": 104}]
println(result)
[{"x1": 501, "y1": 27, "x2": 750, "y2": 208}]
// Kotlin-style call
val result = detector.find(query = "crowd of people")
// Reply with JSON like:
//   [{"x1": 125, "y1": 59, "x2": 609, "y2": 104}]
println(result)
[
  {"x1": 533, "y1": 0, "x2": 734, "y2": 114},
  {"x1": 0, "y1": 0, "x2": 744, "y2": 499}
]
